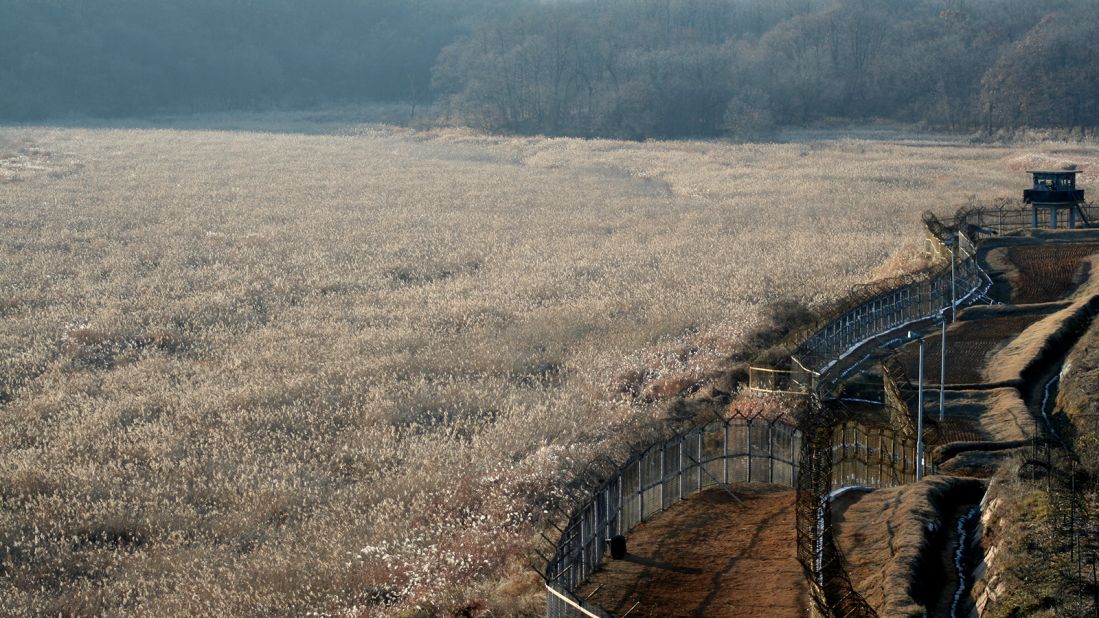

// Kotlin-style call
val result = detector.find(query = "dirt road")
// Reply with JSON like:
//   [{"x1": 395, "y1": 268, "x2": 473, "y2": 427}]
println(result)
[{"x1": 577, "y1": 484, "x2": 809, "y2": 618}]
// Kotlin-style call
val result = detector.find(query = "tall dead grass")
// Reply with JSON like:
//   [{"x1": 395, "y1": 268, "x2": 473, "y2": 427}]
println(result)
[{"x1": 0, "y1": 122, "x2": 1096, "y2": 615}]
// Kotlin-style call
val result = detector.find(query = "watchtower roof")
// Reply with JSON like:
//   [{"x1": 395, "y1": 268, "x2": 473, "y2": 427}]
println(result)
[{"x1": 1027, "y1": 169, "x2": 1083, "y2": 175}]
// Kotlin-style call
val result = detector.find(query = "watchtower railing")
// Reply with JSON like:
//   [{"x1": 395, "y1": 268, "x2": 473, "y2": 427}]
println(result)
[{"x1": 955, "y1": 201, "x2": 1099, "y2": 237}]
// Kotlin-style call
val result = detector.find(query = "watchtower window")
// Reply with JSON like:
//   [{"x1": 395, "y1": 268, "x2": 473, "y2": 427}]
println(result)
[{"x1": 1031, "y1": 172, "x2": 1077, "y2": 190}]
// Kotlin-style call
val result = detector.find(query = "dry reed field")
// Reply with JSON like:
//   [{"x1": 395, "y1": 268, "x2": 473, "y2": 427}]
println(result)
[{"x1": 1, "y1": 121, "x2": 1096, "y2": 616}]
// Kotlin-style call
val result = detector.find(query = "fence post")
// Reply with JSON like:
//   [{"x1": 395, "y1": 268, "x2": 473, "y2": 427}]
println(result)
[
  {"x1": 637, "y1": 458, "x2": 644, "y2": 523},
  {"x1": 606, "y1": 483, "x2": 615, "y2": 545},
  {"x1": 659, "y1": 444, "x2": 665, "y2": 512},
  {"x1": 580, "y1": 507, "x2": 587, "y2": 581},
  {"x1": 747, "y1": 419, "x2": 753, "y2": 482},
  {"x1": 723, "y1": 422, "x2": 729, "y2": 484},
  {"x1": 697, "y1": 431, "x2": 703, "y2": 491},
  {"x1": 679, "y1": 434, "x2": 686, "y2": 500},
  {"x1": 878, "y1": 432, "x2": 885, "y2": 488},
  {"x1": 617, "y1": 472, "x2": 623, "y2": 535},
  {"x1": 769, "y1": 421, "x2": 775, "y2": 483}
]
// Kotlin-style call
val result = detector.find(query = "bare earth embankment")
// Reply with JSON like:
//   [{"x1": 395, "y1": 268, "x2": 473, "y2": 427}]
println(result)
[{"x1": 2, "y1": 121, "x2": 1099, "y2": 615}]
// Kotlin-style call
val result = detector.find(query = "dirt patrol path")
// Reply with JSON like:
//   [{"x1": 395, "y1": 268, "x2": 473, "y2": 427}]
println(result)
[{"x1": 577, "y1": 484, "x2": 809, "y2": 618}]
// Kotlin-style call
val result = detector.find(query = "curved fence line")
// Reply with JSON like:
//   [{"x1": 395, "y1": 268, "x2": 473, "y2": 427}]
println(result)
[
  {"x1": 545, "y1": 413, "x2": 802, "y2": 618},
  {"x1": 546, "y1": 207, "x2": 1063, "y2": 617},
  {"x1": 790, "y1": 218, "x2": 987, "y2": 392}
]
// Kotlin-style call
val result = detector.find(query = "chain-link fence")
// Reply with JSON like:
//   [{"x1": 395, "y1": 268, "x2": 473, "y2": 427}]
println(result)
[
  {"x1": 545, "y1": 412, "x2": 802, "y2": 617},
  {"x1": 790, "y1": 218, "x2": 986, "y2": 388},
  {"x1": 748, "y1": 365, "x2": 816, "y2": 395},
  {"x1": 831, "y1": 420, "x2": 931, "y2": 488},
  {"x1": 546, "y1": 207, "x2": 1069, "y2": 617},
  {"x1": 793, "y1": 259, "x2": 981, "y2": 378}
]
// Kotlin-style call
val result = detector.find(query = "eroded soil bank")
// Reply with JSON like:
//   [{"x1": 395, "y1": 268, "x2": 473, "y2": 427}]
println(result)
[{"x1": 831, "y1": 477, "x2": 985, "y2": 616}]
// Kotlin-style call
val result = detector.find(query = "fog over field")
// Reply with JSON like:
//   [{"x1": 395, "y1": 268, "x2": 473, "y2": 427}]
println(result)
[
  {"x1": 2, "y1": 121, "x2": 1095, "y2": 614},
  {"x1": 4, "y1": 0, "x2": 1099, "y2": 137}
]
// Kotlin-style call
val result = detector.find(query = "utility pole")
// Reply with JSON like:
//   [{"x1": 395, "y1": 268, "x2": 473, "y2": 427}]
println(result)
[
  {"x1": 910, "y1": 330, "x2": 926, "y2": 481},
  {"x1": 940, "y1": 318, "x2": 947, "y2": 422},
  {"x1": 951, "y1": 231, "x2": 959, "y2": 323}
]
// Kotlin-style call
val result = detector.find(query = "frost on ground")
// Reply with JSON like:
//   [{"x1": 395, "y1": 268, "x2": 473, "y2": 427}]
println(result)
[
  {"x1": 0, "y1": 122, "x2": 1095, "y2": 616},
  {"x1": 0, "y1": 133, "x2": 83, "y2": 184}
]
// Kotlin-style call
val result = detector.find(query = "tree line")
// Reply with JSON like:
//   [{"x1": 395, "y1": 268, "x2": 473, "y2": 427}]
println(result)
[{"x1": 3, "y1": 0, "x2": 1098, "y2": 138}]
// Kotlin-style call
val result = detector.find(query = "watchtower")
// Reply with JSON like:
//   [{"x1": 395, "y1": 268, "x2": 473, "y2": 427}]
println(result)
[{"x1": 1024, "y1": 170, "x2": 1088, "y2": 229}]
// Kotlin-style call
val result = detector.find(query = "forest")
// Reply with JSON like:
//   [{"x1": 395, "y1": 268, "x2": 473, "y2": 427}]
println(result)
[{"x1": 2, "y1": 0, "x2": 1098, "y2": 138}]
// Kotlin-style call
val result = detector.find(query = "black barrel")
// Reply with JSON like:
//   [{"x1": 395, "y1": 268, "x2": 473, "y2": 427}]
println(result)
[{"x1": 609, "y1": 534, "x2": 627, "y2": 559}]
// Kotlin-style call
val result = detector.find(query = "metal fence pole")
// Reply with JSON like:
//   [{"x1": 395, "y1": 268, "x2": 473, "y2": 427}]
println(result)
[
  {"x1": 659, "y1": 444, "x2": 665, "y2": 512},
  {"x1": 723, "y1": 423, "x2": 729, "y2": 484},
  {"x1": 747, "y1": 419, "x2": 753, "y2": 482},
  {"x1": 916, "y1": 337, "x2": 926, "y2": 480},
  {"x1": 697, "y1": 431, "x2": 703, "y2": 491},
  {"x1": 940, "y1": 318, "x2": 947, "y2": 421},
  {"x1": 769, "y1": 422, "x2": 775, "y2": 483},
  {"x1": 678, "y1": 434, "x2": 685, "y2": 501},
  {"x1": 606, "y1": 486, "x2": 615, "y2": 547},
  {"x1": 951, "y1": 233, "x2": 958, "y2": 322},
  {"x1": 616, "y1": 473, "x2": 623, "y2": 536}
]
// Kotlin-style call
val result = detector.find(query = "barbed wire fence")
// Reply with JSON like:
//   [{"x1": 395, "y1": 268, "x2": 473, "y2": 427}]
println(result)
[
  {"x1": 543, "y1": 410, "x2": 802, "y2": 618},
  {"x1": 788, "y1": 213, "x2": 988, "y2": 617},
  {"x1": 955, "y1": 199, "x2": 1099, "y2": 239},
  {"x1": 544, "y1": 203, "x2": 1095, "y2": 617}
]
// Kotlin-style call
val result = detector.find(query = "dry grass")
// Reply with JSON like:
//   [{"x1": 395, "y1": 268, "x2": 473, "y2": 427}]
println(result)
[
  {"x1": 1057, "y1": 311, "x2": 1099, "y2": 478},
  {"x1": 987, "y1": 256, "x2": 1099, "y2": 384},
  {"x1": 831, "y1": 477, "x2": 985, "y2": 617},
  {"x1": 1, "y1": 120, "x2": 1098, "y2": 616},
  {"x1": 895, "y1": 312, "x2": 1050, "y2": 386},
  {"x1": 978, "y1": 472, "x2": 1067, "y2": 618},
  {"x1": 1004, "y1": 243, "x2": 1099, "y2": 305},
  {"x1": 929, "y1": 388, "x2": 1033, "y2": 451}
]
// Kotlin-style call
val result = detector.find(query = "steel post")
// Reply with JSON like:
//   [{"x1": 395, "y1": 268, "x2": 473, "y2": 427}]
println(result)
[
  {"x1": 916, "y1": 337, "x2": 925, "y2": 480},
  {"x1": 940, "y1": 318, "x2": 947, "y2": 421}
]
